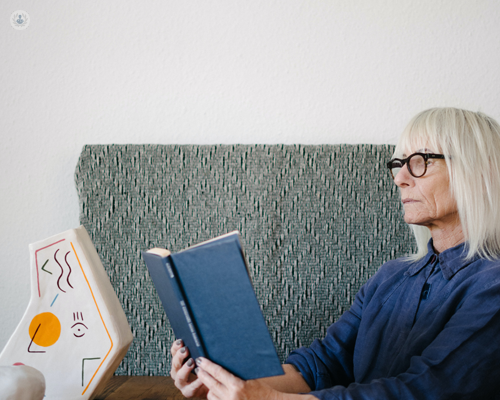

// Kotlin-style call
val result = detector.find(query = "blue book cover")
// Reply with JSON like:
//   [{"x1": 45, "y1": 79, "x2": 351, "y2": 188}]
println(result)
[
  {"x1": 143, "y1": 231, "x2": 283, "y2": 380},
  {"x1": 142, "y1": 250, "x2": 206, "y2": 362}
]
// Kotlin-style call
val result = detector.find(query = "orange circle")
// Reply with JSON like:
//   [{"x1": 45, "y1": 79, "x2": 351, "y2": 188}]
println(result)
[{"x1": 28, "y1": 312, "x2": 61, "y2": 347}]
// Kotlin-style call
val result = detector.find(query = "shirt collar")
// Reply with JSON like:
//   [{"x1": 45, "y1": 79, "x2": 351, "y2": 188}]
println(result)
[{"x1": 405, "y1": 239, "x2": 476, "y2": 280}]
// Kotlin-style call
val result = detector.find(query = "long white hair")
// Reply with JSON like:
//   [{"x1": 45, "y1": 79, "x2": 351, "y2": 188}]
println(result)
[{"x1": 394, "y1": 107, "x2": 500, "y2": 260}]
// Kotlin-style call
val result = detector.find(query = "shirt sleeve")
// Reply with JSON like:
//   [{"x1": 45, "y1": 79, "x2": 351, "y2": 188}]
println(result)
[{"x1": 286, "y1": 272, "x2": 500, "y2": 400}]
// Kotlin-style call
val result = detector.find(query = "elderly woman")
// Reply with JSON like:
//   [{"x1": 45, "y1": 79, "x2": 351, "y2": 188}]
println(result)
[{"x1": 170, "y1": 108, "x2": 500, "y2": 399}]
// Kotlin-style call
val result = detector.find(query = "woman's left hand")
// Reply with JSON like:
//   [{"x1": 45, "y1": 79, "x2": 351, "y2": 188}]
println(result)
[{"x1": 195, "y1": 357, "x2": 281, "y2": 400}]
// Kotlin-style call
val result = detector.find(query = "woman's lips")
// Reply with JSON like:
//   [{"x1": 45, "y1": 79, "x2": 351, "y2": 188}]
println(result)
[{"x1": 402, "y1": 198, "x2": 418, "y2": 204}]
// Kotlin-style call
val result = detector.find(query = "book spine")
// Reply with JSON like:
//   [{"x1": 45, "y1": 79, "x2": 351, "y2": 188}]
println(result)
[
  {"x1": 179, "y1": 300, "x2": 201, "y2": 348},
  {"x1": 165, "y1": 257, "x2": 205, "y2": 357}
]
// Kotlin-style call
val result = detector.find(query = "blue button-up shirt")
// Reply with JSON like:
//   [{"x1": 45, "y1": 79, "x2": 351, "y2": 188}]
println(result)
[{"x1": 286, "y1": 241, "x2": 500, "y2": 399}]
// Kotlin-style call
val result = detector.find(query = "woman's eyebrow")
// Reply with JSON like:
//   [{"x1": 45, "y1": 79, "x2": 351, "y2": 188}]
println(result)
[{"x1": 400, "y1": 148, "x2": 432, "y2": 158}]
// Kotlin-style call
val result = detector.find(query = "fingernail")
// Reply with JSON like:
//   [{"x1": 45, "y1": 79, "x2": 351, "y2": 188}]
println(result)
[
  {"x1": 187, "y1": 358, "x2": 194, "y2": 367},
  {"x1": 196, "y1": 357, "x2": 204, "y2": 366},
  {"x1": 175, "y1": 339, "x2": 182, "y2": 346},
  {"x1": 194, "y1": 367, "x2": 199, "y2": 375},
  {"x1": 180, "y1": 347, "x2": 186, "y2": 354}
]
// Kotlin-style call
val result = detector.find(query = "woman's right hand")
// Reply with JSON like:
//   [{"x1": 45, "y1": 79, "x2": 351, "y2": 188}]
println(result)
[{"x1": 170, "y1": 339, "x2": 209, "y2": 399}]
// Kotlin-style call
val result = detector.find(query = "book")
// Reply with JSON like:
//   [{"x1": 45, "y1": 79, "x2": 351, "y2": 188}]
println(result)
[{"x1": 142, "y1": 231, "x2": 284, "y2": 380}]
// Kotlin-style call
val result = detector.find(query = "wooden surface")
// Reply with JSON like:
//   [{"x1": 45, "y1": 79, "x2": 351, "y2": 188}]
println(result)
[{"x1": 95, "y1": 376, "x2": 189, "y2": 400}]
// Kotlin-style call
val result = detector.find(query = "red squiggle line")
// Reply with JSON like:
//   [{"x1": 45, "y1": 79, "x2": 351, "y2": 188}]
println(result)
[
  {"x1": 35, "y1": 239, "x2": 65, "y2": 297},
  {"x1": 65, "y1": 251, "x2": 74, "y2": 289},
  {"x1": 54, "y1": 249, "x2": 66, "y2": 293}
]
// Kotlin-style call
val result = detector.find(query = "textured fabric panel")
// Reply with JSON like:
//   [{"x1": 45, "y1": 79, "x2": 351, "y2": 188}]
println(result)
[{"x1": 74, "y1": 144, "x2": 416, "y2": 376}]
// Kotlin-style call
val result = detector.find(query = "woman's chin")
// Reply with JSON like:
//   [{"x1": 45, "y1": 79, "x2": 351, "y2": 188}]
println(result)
[{"x1": 403, "y1": 215, "x2": 426, "y2": 226}]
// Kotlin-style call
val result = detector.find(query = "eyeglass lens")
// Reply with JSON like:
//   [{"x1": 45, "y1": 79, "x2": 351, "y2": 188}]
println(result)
[{"x1": 391, "y1": 154, "x2": 427, "y2": 178}]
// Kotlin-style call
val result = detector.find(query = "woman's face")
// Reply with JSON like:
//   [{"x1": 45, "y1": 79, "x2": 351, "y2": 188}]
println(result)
[{"x1": 393, "y1": 145, "x2": 459, "y2": 231}]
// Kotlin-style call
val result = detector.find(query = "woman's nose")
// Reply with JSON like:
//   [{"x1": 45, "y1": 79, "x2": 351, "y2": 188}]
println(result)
[{"x1": 393, "y1": 165, "x2": 413, "y2": 187}]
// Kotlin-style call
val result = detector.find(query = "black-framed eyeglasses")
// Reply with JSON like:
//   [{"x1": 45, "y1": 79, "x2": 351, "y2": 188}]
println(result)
[{"x1": 387, "y1": 153, "x2": 445, "y2": 179}]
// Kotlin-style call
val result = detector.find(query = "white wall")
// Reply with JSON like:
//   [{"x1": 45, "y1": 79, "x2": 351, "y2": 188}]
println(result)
[{"x1": 1, "y1": 0, "x2": 500, "y2": 351}]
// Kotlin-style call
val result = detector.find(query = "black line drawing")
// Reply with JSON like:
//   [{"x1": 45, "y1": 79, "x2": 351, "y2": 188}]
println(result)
[
  {"x1": 41, "y1": 259, "x2": 51, "y2": 274},
  {"x1": 82, "y1": 357, "x2": 101, "y2": 386},
  {"x1": 27, "y1": 324, "x2": 46, "y2": 354}
]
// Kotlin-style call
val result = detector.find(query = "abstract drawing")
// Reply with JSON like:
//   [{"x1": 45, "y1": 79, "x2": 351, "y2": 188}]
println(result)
[
  {"x1": 72, "y1": 312, "x2": 88, "y2": 338},
  {"x1": 0, "y1": 226, "x2": 133, "y2": 399}
]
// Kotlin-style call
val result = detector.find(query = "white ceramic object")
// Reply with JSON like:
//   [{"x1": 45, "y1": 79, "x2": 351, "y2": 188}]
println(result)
[
  {"x1": 0, "y1": 365, "x2": 45, "y2": 400},
  {"x1": 0, "y1": 226, "x2": 133, "y2": 399}
]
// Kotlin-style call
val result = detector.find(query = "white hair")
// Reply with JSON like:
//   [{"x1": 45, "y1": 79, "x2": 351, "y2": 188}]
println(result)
[{"x1": 394, "y1": 107, "x2": 500, "y2": 260}]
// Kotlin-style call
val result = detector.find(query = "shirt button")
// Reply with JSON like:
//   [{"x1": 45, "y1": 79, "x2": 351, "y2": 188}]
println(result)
[{"x1": 430, "y1": 254, "x2": 437, "y2": 263}]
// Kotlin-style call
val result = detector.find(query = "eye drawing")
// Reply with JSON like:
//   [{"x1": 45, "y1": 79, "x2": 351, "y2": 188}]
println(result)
[
  {"x1": 72, "y1": 312, "x2": 88, "y2": 338},
  {"x1": 71, "y1": 322, "x2": 88, "y2": 338}
]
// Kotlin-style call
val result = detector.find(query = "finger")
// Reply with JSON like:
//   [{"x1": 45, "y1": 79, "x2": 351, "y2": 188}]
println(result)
[
  {"x1": 207, "y1": 391, "x2": 221, "y2": 400},
  {"x1": 197, "y1": 357, "x2": 240, "y2": 387},
  {"x1": 170, "y1": 339, "x2": 183, "y2": 357},
  {"x1": 196, "y1": 366, "x2": 223, "y2": 393},
  {"x1": 195, "y1": 359, "x2": 244, "y2": 400},
  {"x1": 175, "y1": 358, "x2": 196, "y2": 385},
  {"x1": 171, "y1": 346, "x2": 189, "y2": 379},
  {"x1": 181, "y1": 376, "x2": 207, "y2": 398}
]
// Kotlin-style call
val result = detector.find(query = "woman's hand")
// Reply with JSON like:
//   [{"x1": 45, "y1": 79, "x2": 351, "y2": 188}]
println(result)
[
  {"x1": 195, "y1": 357, "x2": 283, "y2": 400},
  {"x1": 170, "y1": 340, "x2": 209, "y2": 399}
]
